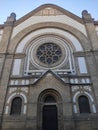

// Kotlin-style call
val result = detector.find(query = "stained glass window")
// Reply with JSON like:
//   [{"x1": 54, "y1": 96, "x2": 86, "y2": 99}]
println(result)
[{"x1": 37, "y1": 43, "x2": 62, "y2": 65}]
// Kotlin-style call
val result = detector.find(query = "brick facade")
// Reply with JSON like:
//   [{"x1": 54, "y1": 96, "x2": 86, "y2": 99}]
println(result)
[{"x1": 0, "y1": 4, "x2": 98, "y2": 130}]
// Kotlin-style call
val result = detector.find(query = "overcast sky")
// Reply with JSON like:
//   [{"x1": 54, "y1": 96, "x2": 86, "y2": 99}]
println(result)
[{"x1": 0, "y1": 0, "x2": 98, "y2": 24}]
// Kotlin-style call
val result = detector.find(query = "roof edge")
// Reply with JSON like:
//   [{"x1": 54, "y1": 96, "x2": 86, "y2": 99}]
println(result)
[{"x1": 15, "y1": 4, "x2": 83, "y2": 26}]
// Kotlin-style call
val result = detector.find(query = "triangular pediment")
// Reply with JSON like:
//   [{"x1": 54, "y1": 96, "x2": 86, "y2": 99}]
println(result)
[
  {"x1": 32, "y1": 70, "x2": 68, "y2": 86},
  {"x1": 15, "y1": 4, "x2": 82, "y2": 25}
]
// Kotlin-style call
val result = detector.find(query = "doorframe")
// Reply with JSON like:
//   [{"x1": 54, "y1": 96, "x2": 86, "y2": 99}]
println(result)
[
  {"x1": 37, "y1": 89, "x2": 63, "y2": 130},
  {"x1": 42, "y1": 104, "x2": 58, "y2": 130}
]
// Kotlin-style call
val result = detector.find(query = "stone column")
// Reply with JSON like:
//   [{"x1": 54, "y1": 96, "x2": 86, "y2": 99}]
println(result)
[{"x1": 0, "y1": 13, "x2": 16, "y2": 130}]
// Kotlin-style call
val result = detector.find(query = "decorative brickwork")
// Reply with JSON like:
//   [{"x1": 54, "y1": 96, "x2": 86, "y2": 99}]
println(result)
[{"x1": 0, "y1": 4, "x2": 98, "y2": 130}]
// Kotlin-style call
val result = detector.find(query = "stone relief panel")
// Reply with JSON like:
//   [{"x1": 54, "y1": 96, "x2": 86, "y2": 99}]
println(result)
[{"x1": 34, "y1": 7, "x2": 63, "y2": 16}]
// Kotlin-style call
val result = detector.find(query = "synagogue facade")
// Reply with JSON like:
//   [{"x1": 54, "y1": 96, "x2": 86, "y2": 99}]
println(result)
[{"x1": 0, "y1": 4, "x2": 98, "y2": 130}]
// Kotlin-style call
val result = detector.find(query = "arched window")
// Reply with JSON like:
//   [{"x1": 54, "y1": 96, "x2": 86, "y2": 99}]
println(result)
[
  {"x1": 10, "y1": 97, "x2": 22, "y2": 115},
  {"x1": 78, "y1": 95, "x2": 90, "y2": 113}
]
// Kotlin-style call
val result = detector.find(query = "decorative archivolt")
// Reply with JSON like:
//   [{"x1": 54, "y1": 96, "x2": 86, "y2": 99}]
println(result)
[
  {"x1": 73, "y1": 90, "x2": 96, "y2": 114},
  {"x1": 38, "y1": 88, "x2": 62, "y2": 103},
  {"x1": 11, "y1": 25, "x2": 90, "y2": 76},
  {"x1": 9, "y1": 22, "x2": 90, "y2": 54},
  {"x1": 16, "y1": 28, "x2": 83, "y2": 53},
  {"x1": 23, "y1": 34, "x2": 76, "y2": 75},
  {"x1": 5, "y1": 89, "x2": 28, "y2": 115}
]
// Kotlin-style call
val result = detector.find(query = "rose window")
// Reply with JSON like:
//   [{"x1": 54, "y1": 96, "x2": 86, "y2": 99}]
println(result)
[{"x1": 36, "y1": 43, "x2": 62, "y2": 65}]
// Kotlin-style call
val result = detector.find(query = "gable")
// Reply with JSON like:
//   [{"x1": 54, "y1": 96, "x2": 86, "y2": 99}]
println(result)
[
  {"x1": 11, "y1": 4, "x2": 87, "y2": 39},
  {"x1": 15, "y1": 4, "x2": 82, "y2": 26},
  {"x1": 32, "y1": 70, "x2": 67, "y2": 87}
]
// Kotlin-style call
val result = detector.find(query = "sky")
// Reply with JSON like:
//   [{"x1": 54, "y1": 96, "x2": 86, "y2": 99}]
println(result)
[{"x1": 0, "y1": 0, "x2": 98, "y2": 24}]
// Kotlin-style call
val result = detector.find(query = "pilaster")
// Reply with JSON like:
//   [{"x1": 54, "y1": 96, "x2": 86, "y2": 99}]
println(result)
[
  {"x1": 82, "y1": 10, "x2": 98, "y2": 50},
  {"x1": 82, "y1": 10, "x2": 98, "y2": 111},
  {"x1": 0, "y1": 13, "x2": 16, "y2": 130}
]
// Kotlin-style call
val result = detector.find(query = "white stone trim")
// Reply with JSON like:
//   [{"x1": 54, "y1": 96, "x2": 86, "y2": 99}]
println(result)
[
  {"x1": 23, "y1": 105, "x2": 27, "y2": 114},
  {"x1": 96, "y1": 26, "x2": 98, "y2": 35},
  {"x1": 78, "y1": 57, "x2": 87, "y2": 74},
  {"x1": 12, "y1": 59, "x2": 21, "y2": 75},
  {"x1": 7, "y1": 92, "x2": 27, "y2": 103},
  {"x1": 73, "y1": 91, "x2": 80, "y2": 103},
  {"x1": 20, "y1": 92, "x2": 27, "y2": 103},
  {"x1": 92, "y1": 104, "x2": 96, "y2": 113},
  {"x1": 16, "y1": 28, "x2": 83, "y2": 53},
  {"x1": 28, "y1": 36, "x2": 70, "y2": 70},
  {"x1": 5, "y1": 106, "x2": 9, "y2": 114},
  {"x1": 73, "y1": 105, "x2": 78, "y2": 113},
  {"x1": 84, "y1": 92, "x2": 94, "y2": 102},
  {"x1": 6, "y1": 92, "x2": 27, "y2": 115},
  {"x1": 11, "y1": 15, "x2": 87, "y2": 38},
  {"x1": 7, "y1": 93, "x2": 16, "y2": 104},
  {"x1": 0, "y1": 29, "x2": 3, "y2": 42},
  {"x1": 73, "y1": 91, "x2": 96, "y2": 114}
]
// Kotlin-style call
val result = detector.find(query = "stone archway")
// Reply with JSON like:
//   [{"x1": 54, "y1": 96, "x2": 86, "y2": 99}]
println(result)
[
  {"x1": 37, "y1": 89, "x2": 63, "y2": 130},
  {"x1": 9, "y1": 22, "x2": 90, "y2": 53}
]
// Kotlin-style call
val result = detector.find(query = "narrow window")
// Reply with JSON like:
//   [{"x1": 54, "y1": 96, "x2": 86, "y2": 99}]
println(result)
[
  {"x1": 10, "y1": 97, "x2": 22, "y2": 115},
  {"x1": 78, "y1": 57, "x2": 87, "y2": 74},
  {"x1": 78, "y1": 95, "x2": 90, "y2": 113}
]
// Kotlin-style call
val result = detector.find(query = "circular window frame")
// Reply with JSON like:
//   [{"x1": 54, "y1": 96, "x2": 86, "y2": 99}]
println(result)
[
  {"x1": 36, "y1": 42, "x2": 62, "y2": 65},
  {"x1": 29, "y1": 36, "x2": 70, "y2": 70}
]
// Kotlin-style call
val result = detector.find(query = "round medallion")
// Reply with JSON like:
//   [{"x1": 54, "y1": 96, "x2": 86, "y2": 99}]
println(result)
[{"x1": 36, "y1": 43, "x2": 62, "y2": 65}]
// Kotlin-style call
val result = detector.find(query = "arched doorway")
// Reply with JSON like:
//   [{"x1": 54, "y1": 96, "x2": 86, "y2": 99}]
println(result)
[
  {"x1": 37, "y1": 89, "x2": 63, "y2": 130},
  {"x1": 42, "y1": 95, "x2": 58, "y2": 130}
]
